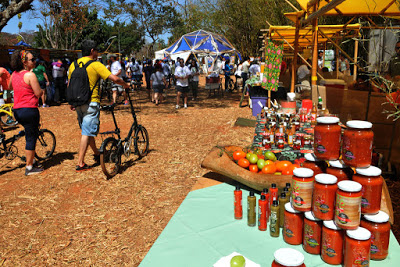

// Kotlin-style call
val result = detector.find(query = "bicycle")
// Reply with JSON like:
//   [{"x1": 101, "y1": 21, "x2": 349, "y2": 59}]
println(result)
[
  {"x1": 99, "y1": 86, "x2": 149, "y2": 179},
  {"x1": 0, "y1": 102, "x2": 18, "y2": 127},
  {"x1": 0, "y1": 126, "x2": 56, "y2": 162}
]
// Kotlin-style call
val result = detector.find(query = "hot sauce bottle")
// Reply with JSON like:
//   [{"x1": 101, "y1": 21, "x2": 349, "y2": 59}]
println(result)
[
  {"x1": 279, "y1": 192, "x2": 288, "y2": 228},
  {"x1": 258, "y1": 194, "x2": 268, "y2": 231},
  {"x1": 344, "y1": 227, "x2": 372, "y2": 267},
  {"x1": 248, "y1": 191, "x2": 256, "y2": 227},
  {"x1": 284, "y1": 202, "x2": 304, "y2": 245},
  {"x1": 270, "y1": 200, "x2": 280, "y2": 237},
  {"x1": 261, "y1": 188, "x2": 270, "y2": 218},
  {"x1": 234, "y1": 185, "x2": 242, "y2": 220},
  {"x1": 361, "y1": 211, "x2": 391, "y2": 260},
  {"x1": 270, "y1": 183, "x2": 278, "y2": 206},
  {"x1": 321, "y1": 220, "x2": 344, "y2": 265},
  {"x1": 303, "y1": 211, "x2": 322, "y2": 255},
  {"x1": 272, "y1": 248, "x2": 306, "y2": 267},
  {"x1": 312, "y1": 174, "x2": 338, "y2": 220},
  {"x1": 353, "y1": 166, "x2": 383, "y2": 215},
  {"x1": 291, "y1": 168, "x2": 314, "y2": 212},
  {"x1": 335, "y1": 181, "x2": 362, "y2": 230}
]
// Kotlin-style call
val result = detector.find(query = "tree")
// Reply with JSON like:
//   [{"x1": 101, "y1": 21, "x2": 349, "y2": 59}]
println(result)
[{"x1": 0, "y1": 0, "x2": 34, "y2": 32}]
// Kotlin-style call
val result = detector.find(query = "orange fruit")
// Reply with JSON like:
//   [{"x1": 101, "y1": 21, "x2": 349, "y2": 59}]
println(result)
[
  {"x1": 238, "y1": 158, "x2": 250, "y2": 168},
  {"x1": 276, "y1": 161, "x2": 292, "y2": 172},
  {"x1": 249, "y1": 164, "x2": 259, "y2": 173},
  {"x1": 233, "y1": 150, "x2": 246, "y2": 161},
  {"x1": 262, "y1": 164, "x2": 277, "y2": 174},
  {"x1": 282, "y1": 166, "x2": 294, "y2": 175},
  {"x1": 265, "y1": 160, "x2": 275, "y2": 166}
]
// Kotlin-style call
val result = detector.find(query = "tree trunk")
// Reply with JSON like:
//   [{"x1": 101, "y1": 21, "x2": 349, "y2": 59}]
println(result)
[{"x1": 0, "y1": 0, "x2": 34, "y2": 32}]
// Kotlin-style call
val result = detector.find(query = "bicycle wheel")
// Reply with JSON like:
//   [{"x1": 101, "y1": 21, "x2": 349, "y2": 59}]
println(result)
[
  {"x1": 134, "y1": 125, "x2": 149, "y2": 158},
  {"x1": 100, "y1": 137, "x2": 121, "y2": 179},
  {"x1": 0, "y1": 113, "x2": 18, "y2": 126},
  {"x1": 35, "y1": 129, "x2": 56, "y2": 160}
]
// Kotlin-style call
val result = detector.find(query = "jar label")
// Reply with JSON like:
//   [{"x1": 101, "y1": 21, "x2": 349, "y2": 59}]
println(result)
[
  {"x1": 371, "y1": 244, "x2": 379, "y2": 254},
  {"x1": 284, "y1": 227, "x2": 294, "y2": 238},
  {"x1": 270, "y1": 211, "x2": 278, "y2": 233},
  {"x1": 304, "y1": 224, "x2": 320, "y2": 248},
  {"x1": 351, "y1": 250, "x2": 369, "y2": 267},
  {"x1": 322, "y1": 240, "x2": 337, "y2": 258},
  {"x1": 316, "y1": 145, "x2": 326, "y2": 154},
  {"x1": 335, "y1": 194, "x2": 361, "y2": 228},
  {"x1": 361, "y1": 197, "x2": 370, "y2": 208},
  {"x1": 292, "y1": 179, "x2": 313, "y2": 209}
]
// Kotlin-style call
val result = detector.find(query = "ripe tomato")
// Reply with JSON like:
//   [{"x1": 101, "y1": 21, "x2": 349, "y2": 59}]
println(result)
[
  {"x1": 264, "y1": 160, "x2": 275, "y2": 166},
  {"x1": 249, "y1": 164, "x2": 259, "y2": 173},
  {"x1": 292, "y1": 164, "x2": 301, "y2": 169},
  {"x1": 276, "y1": 161, "x2": 292, "y2": 172},
  {"x1": 233, "y1": 150, "x2": 246, "y2": 161},
  {"x1": 237, "y1": 158, "x2": 250, "y2": 168},
  {"x1": 262, "y1": 164, "x2": 277, "y2": 174},
  {"x1": 282, "y1": 166, "x2": 294, "y2": 175}
]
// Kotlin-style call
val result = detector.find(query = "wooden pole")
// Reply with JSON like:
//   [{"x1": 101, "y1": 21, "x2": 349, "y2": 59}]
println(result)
[
  {"x1": 268, "y1": 90, "x2": 271, "y2": 108},
  {"x1": 301, "y1": 0, "x2": 347, "y2": 27},
  {"x1": 291, "y1": 18, "x2": 301, "y2": 92},
  {"x1": 311, "y1": 3, "x2": 319, "y2": 86},
  {"x1": 336, "y1": 44, "x2": 339, "y2": 79},
  {"x1": 353, "y1": 37, "x2": 359, "y2": 80}
]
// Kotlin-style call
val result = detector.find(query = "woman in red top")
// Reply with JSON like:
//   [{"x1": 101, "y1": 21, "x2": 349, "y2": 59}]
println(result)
[{"x1": 9, "y1": 50, "x2": 43, "y2": 175}]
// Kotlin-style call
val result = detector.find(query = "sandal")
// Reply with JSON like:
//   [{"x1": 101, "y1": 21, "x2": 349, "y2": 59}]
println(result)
[{"x1": 76, "y1": 163, "x2": 92, "y2": 172}]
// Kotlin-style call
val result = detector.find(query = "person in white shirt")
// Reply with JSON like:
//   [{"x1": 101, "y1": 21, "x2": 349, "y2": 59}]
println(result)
[
  {"x1": 249, "y1": 60, "x2": 261, "y2": 77},
  {"x1": 174, "y1": 58, "x2": 191, "y2": 109},
  {"x1": 110, "y1": 55, "x2": 128, "y2": 105},
  {"x1": 297, "y1": 59, "x2": 311, "y2": 83}
]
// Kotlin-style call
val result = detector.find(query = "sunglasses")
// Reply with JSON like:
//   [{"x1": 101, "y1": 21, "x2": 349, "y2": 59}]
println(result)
[
  {"x1": 396, "y1": 47, "x2": 400, "y2": 50},
  {"x1": 28, "y1": 57, "x2": 36, "y2": 62}
]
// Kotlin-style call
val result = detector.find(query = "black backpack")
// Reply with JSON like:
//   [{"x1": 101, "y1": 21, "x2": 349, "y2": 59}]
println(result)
[{"x1": 66, "y1": 60, "x2": 99, "y2": 107}]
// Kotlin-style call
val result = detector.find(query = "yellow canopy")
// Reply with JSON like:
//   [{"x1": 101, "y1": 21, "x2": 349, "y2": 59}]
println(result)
[{"x1": 296, "y1": 0, "x2": 400, "y2": 17}]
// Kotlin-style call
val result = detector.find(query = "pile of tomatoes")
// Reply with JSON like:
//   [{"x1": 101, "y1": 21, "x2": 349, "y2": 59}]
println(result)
[{"x1": 232, "y1": 149, "x2": 300, "y2": 175}]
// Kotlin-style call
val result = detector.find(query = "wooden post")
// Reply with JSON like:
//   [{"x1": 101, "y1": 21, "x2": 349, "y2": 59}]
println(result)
[
  {"x1": 311, "y1": 4, "x2": 319, "y2": 86},
  {"x1": 268, "y1": 90, "x2": 271, "y2": 108},
  {"x1": 291, "y1": 18, "x2": 301, "y2": 92},
  {"x1": 336, "y1": 45, "x2": 339, "y2": 79},
  {"x1": 353, "y1": 37, "x2": 359, "y2": 80}
]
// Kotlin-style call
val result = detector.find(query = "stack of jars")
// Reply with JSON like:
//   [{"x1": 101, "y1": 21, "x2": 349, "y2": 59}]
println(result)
[{"x1": 282, "y1": 117, "x2": 391, "y2": 266}]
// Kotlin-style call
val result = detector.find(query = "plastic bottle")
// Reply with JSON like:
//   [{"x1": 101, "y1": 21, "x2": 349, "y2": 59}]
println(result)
[
  {"x1": 261, "y1": 188, "x2": 270, "y2": 218},
  {"x1": 234, "y1": 185, "x2": 242, "y2": 220},
  {"x1": 258, "y1": 194, "x2": 268, "y2": 231},
  {"x1": 248, "y1": 191, "x2": 256, "y2": 227},
  {"x1": 270, "y1": 183, "x2": 278, "y2": 207},
  {"x1": 279, "y1": 192, "x2": 289, "y2": 228},
  {"x1": 270, "y1": 200, "x2": 280, "y2": 237}
]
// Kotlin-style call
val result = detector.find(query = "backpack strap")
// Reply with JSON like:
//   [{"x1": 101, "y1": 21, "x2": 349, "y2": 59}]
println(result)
[{"x1": 83, "y1": 60, "x2": 99, "y2": 94}]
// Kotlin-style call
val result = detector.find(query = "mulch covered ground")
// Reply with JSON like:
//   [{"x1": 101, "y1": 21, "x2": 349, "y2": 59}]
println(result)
[{"x1": 0, "y1": 78, "x2": 399, "y2": 265}]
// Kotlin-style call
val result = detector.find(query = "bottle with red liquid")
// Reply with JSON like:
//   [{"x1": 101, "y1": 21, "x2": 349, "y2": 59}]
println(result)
[
  {"x1": 270, "y1": 183, "x2": 278, "y2": 206},
  {"x1": 234, "y1": 185, "x2": 242, "y2": 220},
  {"x1": 261, "y1": 188, "x2": 270, "y2": 218},
  {"x1": 258, "y1": 194, "x2": 268, "y2": 231}
]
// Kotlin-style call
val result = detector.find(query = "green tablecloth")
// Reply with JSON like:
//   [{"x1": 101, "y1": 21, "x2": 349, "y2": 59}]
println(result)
[{"x1": 140, "y1": 183, "x2": 400, "y2": 267}]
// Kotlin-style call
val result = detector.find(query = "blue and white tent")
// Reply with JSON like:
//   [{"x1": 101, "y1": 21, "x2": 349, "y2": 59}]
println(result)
[{"x1": 158, "y1": 30, "x2": 241, "y2": 62}]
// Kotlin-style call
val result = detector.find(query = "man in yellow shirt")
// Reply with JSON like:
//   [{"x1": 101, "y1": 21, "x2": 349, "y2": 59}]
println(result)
[{"x1": 68, "y1": 40, "x2": 129, "y2": 171}]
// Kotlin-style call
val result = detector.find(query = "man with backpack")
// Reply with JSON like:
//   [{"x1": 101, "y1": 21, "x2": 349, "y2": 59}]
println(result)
[{"x1": 67, "y1": 40, "x2": 129, "y2": 171}]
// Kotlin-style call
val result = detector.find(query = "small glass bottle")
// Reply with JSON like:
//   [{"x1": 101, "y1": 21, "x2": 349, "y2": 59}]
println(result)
[
  {"x1": 279, "y1": 192, "x2": 288, "y2": 228},
  {"x1": 247, "y1": 191, "x2": 256, "y2": 227},
  {"x1": 234, "y1": 185, "x2": 242, "y2": 220},
  {"x1": 270, "y1": 200, "x2": 280, "y2": 237}
]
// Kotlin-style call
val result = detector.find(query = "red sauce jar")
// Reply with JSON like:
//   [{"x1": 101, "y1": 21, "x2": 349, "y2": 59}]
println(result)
[
  {"x1": 312, "y1": 174, "x2": 338, "y2": 220},
  {"x1": 361, "y1": 211, "x2": 391, "y2": 260},
  {"x1": 303, "y1": 211, "x2": 322, "y2": 255},
  {"x1": 344, "y1": 227, "x2": 371, "y2": 267},
  {"x1": 296, "y1": 133, "x2": 305, "y2": 147},
  {"x1": 291, "y1": 168, "x2": 314, "y2": 212},
  {"x1": 302, "y1": 153, "x2": 326, "y2": 174},
  {"x1": 353, "y1": 166, "x2": 383, "y2": 215},
  {"x1": 321, "y1": 220, "x2": 344, "y2": 265},
  {"x1": 342, "y1": 120, "x2": 374, "y2": 168},
  {"x1": 327, "y1": 160, "x2": 353, "y2": 182},
  {"x1": 272, "y1": 248, "x2": 306, "y2": 267},
  {"x1": 283, "y1": 202, "x2": 304, "y2": 245},
  {"x1": 335, "y1": 181, "x2": 362, "y2": 230},
  {"x1": 314, "y1": 117, "x2": 341, "y2": 160}
]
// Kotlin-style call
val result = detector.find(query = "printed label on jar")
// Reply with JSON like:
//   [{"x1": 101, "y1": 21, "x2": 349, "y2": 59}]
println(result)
[
  {"x1": 314, "y1": 195, "x2": 330, "y2": 213},
  {"x1": 316, "y1": 145, "x2": 327, "y2": 154},
  {"x1": 351, "y1": 248, "x2": 369, "y2": 267},
  {"x1": 361, "y1": 197, "x2": 370, "y2": 208},
  {"x1": 292, "y1": 180, "x2": 314, "y2": 209},
  {"x1": 322, "y1": 239, "x2": 337, "y2": 258},
  {"x1": 335, "y1": 194, "x2": 361, "y2": 228},
  {"x1": 304, "y1": 224, "x2": 319, "y2": 247}
]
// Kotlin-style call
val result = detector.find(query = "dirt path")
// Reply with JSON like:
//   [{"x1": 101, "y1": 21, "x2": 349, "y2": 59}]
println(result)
[{"x1": 1, "y1": 82, "x2": 399, "y2": 265}]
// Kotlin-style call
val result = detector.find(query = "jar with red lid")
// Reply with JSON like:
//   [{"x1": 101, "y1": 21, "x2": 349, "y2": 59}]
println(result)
[
  {"x1": 271, "y1": 248, "x2": 306, "y2": 267},
  {"x1": 344, "y1": 227, "x2": 371, "y2": 267},
  {"x1": 360, "y1": 211, "x2": 391, "y2": 260},
  {"x1": 321, "y1": 220, "x2": 344, "y2": 265},
  {"x1": 327, "y1": 160, "x2": 353, "y2": 182},
  {"x1": 303, "y1": 211, "x2": 322, "y2": 255},
  {"x1": 353, "y1": 166, "x2": 383, "y2": 215},
  {"x1": 283, "y1": 203, "x2": 304, "y2": 245},
  {"x1": 335, "y1": 181, "x2": 362, "y2": 230},
  {"x1": 314, "y1": 116, "x2": 341, "y2": 160},
  {"x1": 302, "y1": 153, "x2": 326, "y2": 174},
  {"x1": 342, "y1": 120, "x2": 374, "y2": 168},
  {"x1": 312, "y1": 174, "x2": 338, "y2": 220},
  {"x1": 291, "y1": 168, "x2": 314, "y2": 212}
]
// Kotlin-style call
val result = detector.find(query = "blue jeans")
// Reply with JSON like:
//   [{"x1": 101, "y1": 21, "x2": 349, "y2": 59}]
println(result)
[
  {"x1": 13, "y1": 108, "x2": 40, "y2": 150},
  {"x1": 75, "y1": 102, "x2": 100, "y2": 137}
]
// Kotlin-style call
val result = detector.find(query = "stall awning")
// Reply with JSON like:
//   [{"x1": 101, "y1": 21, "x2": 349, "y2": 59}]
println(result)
[{"x1": 296, "y1": 0, "x2": 400, "y2": 17}]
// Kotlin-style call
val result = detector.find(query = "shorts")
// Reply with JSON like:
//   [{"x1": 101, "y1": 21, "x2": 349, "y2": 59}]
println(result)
[
  {"x1": 76, "y1": 102, "x2": 100, "y2": 137},
  {"x1": 39, "y1": 81, "x2": 46, "y2": 90},
  {"x1": 153, "y1": 84, "x2": 164, "y2": 93},
  {"x1": 176, "y1": 86, "x2": 189, "y2": 93},
  {"x1": 13, "y1": 108, "x2": 40, "y2": 150},
  {"x1": 112, "y1": 83, "x2": 124, "y2": 92},
  {"x1": 3, "y1": 90, "x2": 13, "y2": 100}
]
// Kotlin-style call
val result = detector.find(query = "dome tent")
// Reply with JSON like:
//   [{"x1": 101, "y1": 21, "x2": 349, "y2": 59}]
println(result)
[{"x1": 160, "y1": 30, "x2": 241, "y2": 62}]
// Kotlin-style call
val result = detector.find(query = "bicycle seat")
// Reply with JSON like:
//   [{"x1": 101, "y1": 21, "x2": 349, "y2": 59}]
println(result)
[{"x1": 101, "y1": 103, "x2": 116, "y2": 111}]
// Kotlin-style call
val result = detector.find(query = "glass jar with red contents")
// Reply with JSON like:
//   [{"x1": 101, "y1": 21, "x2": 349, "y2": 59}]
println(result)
[
  {"x1": 302, "y1": 153, "x2": 326, "y2": 174},
  {"x1": 294, "y1": 121, "x2": 300, "y2": 131},
  {"x1": 303, "y1": 135, "x2": 312, "y2": 149},
  {"x1": 353, "y1": 166, "x2": 383, "y2": 215},
  {"x1": 312, "y1": 174, "x2": 338, "y2": 220},
  {"x1": 263, "y1": 133, "x2": 271, "y2": 149},
  {"x1": 361, "y1": 211, "x2": 391, "y2": 260},
  {"x1": 344, "y1": 227, "x2": 371, "y2": 267},
  {"x1": 291, "y1": 168, "x2": 314, "y2": 212},
  {"x1": 283, "y1": 203, "x2": 304, "y2": 245},
  {"x1": 327, "y1": 160, "x2": 353, "y2": 182},
  {"x1": 272, "y1": 248, "x2": 306, "y2": 267},
  {"x1": 303, "y1": 211, "x2": 322, "y2": 255},
  {"x1": 276, "y1": 133, "x2": 285, "y2": 149},
  {"x1": 342, "y1": 120, "x2": 374, "y2": 168},
  {"x1": 335, "y1": 181, "x2": 362, "y2": 230},
  {"x1": 296, "y1": 133, "x2": 304, "y2": 147},
  {"x1": 321, "y1": 220, "x2": 344, "y2": 265},
  {"x1": 314, "y1": 117, "x2": 341, "y2": 160}
]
